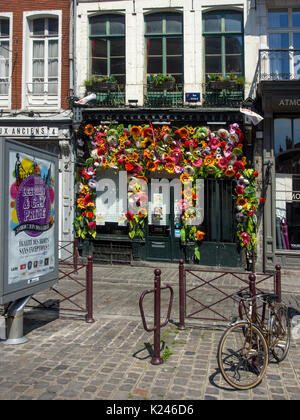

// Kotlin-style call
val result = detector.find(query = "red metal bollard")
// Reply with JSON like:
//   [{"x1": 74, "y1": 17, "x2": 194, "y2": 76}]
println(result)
[
  {"x1": 73, "y1": 237, "x2": 78, "y2": 274},
  {"x1": 249, "y1": 273, "x2": 257, "y2": 323},
  {"x1": 86, "y1": 255, "x2": 95, "y2": 323},
  {"x1": 178, "y1": 259, "x2": 186, "y2": 330},
  {"x1": 139, "y1": 268, "x2": 173, "y2": 365},
  {"x1": 275, "y1": 265, "x2": 282, "y2": 303}
]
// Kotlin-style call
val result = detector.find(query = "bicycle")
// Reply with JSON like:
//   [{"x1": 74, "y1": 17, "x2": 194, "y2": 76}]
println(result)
[{"x1": 217, "y1": 291, "x2": 290, "y2": 390}]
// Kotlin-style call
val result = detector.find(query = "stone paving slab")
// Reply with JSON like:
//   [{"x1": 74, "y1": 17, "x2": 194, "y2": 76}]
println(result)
[
  {"x1": 0, "y1": 262, "x2": 300, "y2": 401},
  {"x1": 0, "y1": 312, "x2": 300, "y2": 400}
]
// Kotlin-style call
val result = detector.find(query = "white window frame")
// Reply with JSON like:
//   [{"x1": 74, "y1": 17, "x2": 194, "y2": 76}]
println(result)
[
  {"x1": 0, "y1": 12, "x2": 12, "y2": 109},
  {"x1": 268, "y1": 8, "x2": 300, "y2": 79},
  {"x1": 23, "y1": 10, "x2": 62, "y2": 110}
]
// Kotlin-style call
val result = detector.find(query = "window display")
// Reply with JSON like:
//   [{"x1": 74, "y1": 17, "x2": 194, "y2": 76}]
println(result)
[{"x1": 274, "y1": 118, "x2": 300, "y2": 250}]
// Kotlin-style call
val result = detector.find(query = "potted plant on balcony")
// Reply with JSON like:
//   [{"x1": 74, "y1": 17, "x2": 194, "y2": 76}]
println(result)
[
  {"x1": 147, "y1": 74, "x2": 176, "y2": 91},
  {"x1": 207, "y1": 73, "x2": 245, "y2": 90},
  {"x1": 84, "y1": 74, "x2": 118, "y2": 93}
]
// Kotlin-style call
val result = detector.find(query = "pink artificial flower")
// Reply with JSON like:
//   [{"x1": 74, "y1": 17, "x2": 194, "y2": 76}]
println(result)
[
  {"x1": 218, "y1": 157, "x2": 228, "y2": 169},
  {"x1": 192, "y1": 158, "x2": 203, "y2": 167},
  {"x1": 178, "y1": 199, "x2": 190, "y2": 211},
  {"x1": 208, "y1": 137, "x2": 221, "y2": 150}
]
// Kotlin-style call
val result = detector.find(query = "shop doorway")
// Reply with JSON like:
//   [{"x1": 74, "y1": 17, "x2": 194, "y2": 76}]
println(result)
[{"x1": 145, "y1": 178, "x2": 241, "y2": 267}]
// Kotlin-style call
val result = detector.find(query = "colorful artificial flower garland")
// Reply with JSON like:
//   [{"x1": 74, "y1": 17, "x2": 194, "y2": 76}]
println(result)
[{"x1": 75, "y1": 123, "x2": 260, "y2": 261}]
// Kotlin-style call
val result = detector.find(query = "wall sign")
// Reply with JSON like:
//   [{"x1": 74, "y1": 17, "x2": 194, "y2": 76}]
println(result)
[
  {"x1": 0, "y1": 126, "x2": 59, "y2": 137},
  {"x1": 292, "y1": 191, "x2": 300, "y2": 201}
]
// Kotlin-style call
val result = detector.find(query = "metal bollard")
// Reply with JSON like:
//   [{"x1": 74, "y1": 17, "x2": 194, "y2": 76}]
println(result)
[
  {"x1": 4, "y1": 295, "x2": 32, "y2": 345},
  {"x1": 178, "y1": 259, "x2": 186, "y2": 330},
  {"x1": 86, "y1": 255, "x2": 95, "y2": 323},
  {"x1": 275, "y1": 265, "x2": 282, "y2": 303},
  {"x1": 139, "y1": 268, "x2": 173, "y2": 365},
  {"x1": 249, "y1": 273, "x2": 257, "y2": 323}
]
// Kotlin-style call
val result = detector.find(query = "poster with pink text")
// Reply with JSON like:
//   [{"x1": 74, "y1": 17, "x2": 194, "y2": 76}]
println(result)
[{"x1": 8, "y1": 151, "x2": 56, "y2": 285}]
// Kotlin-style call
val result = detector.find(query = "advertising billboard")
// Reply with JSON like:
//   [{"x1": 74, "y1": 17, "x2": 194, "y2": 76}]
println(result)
[{"x1": 0, "y1": 139, "x2": 58, "y2": 304}]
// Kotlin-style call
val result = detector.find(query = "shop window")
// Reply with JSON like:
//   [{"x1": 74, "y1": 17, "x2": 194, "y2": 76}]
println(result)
[
  {"x1": 203, "y1": 10, "x2": 244, "y2": 81},
  {"x1": 145, "y1": 12, "x2": 183, "y2": 84},
  {"x1": 89, "y1": 14, "x2": 125, "y2": 85},
  {"x1": 268, "y1": 8, "x2": 300, "y2": 80},
  {"x1": 24, "y1": 13, "x2": 61, "y2": 108},
  {"x1": 0, "y1": 16, "x2": 11, "y2": 107},
  {"x1": 274, "y1": 118, "x2": 300, "y2": 250}
]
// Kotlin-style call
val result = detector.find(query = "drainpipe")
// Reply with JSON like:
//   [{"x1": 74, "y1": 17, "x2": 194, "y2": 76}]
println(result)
[{"x1": 4, "y1": 295, "x2": 32, "y2": 345}]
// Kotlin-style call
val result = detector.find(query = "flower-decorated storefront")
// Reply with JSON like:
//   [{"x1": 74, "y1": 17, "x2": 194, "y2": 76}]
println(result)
[{"x1": 74, "y1": 117, "x2": 260, "y2": 268}]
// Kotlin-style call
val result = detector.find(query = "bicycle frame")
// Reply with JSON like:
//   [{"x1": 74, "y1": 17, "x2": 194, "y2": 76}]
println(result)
[{"x1": 236, "y1": 295, "x2": 286, "y2": 351}]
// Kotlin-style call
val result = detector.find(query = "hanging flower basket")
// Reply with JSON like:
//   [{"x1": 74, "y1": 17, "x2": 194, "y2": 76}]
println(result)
[
  {"x1": 147, "y1": 74, "x2": 176, "y2": 91},
  {"x1": 149, "y1": 80, "x2": 175, "y2": 91},
  {"x1": 208, "y1": 80, "x2": 237, "y2": 90},
  {"x1": 84, "y1": 75, "x2": 118, "y2": 93}
]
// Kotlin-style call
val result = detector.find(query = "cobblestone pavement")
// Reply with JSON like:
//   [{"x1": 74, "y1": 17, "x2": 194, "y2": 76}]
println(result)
[{"x1": 0, "y1": 263, "x2": 300, "y2": 401}]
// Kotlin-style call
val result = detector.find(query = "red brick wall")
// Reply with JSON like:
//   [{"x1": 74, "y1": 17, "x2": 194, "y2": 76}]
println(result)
[{"x1": 1, "y1": 0, "x2": 71, "y2": 110}]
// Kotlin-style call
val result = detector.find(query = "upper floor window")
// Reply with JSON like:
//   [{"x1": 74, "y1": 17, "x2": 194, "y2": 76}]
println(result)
[
  {"x1": 268, "y1": 9, "x2": 300, "y2": 79},
  {"x1": 89, "y1": 14, "x2": 125, "y2": 85},
  {"x1": 30, "y1": 17, "x2": 59, "y2": 95},
  {"x1": 145, "y1": 13, "x2": 183, "y2": 83},
  {"x1": 203, "y1": 10, "x2": 244, "y2": 81},
  {"x1": 0, "y1": 17, "x2": 10, "y2": 95},
  {"x1": 24, "y1": 12, "x2": 61, "y2": 108}
]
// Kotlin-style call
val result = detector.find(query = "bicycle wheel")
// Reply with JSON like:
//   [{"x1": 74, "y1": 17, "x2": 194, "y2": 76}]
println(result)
[
  {"x1": 217, "y1": 321, "x2": 269, "y2": 390},
  {"x1": 270, "y1": 304, "x2": 290, "y2": 362}
]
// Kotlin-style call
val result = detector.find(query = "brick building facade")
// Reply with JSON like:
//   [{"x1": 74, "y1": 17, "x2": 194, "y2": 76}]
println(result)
[{"x1": 0, "y1": 0, "x2": 75, "y2": 247}]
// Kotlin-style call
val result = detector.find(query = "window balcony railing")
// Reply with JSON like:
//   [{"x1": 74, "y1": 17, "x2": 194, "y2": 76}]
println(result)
[
  {"x1": 258, "y1": 49, "x2": 300, "y2": 81},
  {"x1": 203, "y1": 85, "x2": 244, "y2": 108},
  {"x1": 92, "y1": 84, "x2": 126, "y2": 107},
  {"x1": 145, "y1": 82, "x2": 183, "y2": 107}
]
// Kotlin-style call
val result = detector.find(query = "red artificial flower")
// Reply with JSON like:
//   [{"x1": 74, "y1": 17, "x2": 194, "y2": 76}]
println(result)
[
  {"x1": 233, "y1": 161, "x2": 245, "y2": 171},
  {"x1": 260, "y1": 197, "x2": 266, "y2": 204},
  {"x1": 125, "y1": 162, "x2": 134, "y2": 171},
  {"x1": 236, "y1": 186, "x2": 244, "y2": 195},
  {"x1": 125, "y1": 211, "x2": 134, "y2": 221},
  {"x1": 253, "y1": 171, "x2": 259, "y2": 177},
  {"x1": 89, "y1": 222, "x2": 96, "y2": 229}
]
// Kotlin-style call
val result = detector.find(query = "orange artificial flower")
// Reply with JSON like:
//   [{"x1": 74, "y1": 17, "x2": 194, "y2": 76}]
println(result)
[
  {"x1": 196, "y1": 230, "x2": 205, "y2": 241},
  {"x1": 84, "y1": 124, "x2": 95, "y2": 136},
  {"x1": 204, "y1": 155, "x2": 215, "y2": 166},
  {"x1": 147, "y1": 161, "x2": 157, "y2": 172},
  {"x1": 130, "y1": 126, "x2": 142, "y2": 137},
  {"x1": 225, "y1": 168, "x2": 236, "y2": 177},
  {"x1": 236, "y1": 197, "x2": 248, "y2": 208},
  {"x1": 165, "y1": 162, "x2": 175, "y2": 173},
  {"x1": 144, "y1": 149, "x2": 152, "y2": 159},
  {"x1": 180, "y1": 173, "x2": 192, "y2": 184},
  {"x1": 137, "y1": 208, "x2": 148, "y2": 218},
  {"x1": 177, "y1": 127, "x2": 189, "y2": 138}
]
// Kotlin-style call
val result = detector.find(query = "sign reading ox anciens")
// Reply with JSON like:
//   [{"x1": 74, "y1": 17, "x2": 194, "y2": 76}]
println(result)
[{"x1": 0, "y1": 126, "x2": 58, "y2": 137}]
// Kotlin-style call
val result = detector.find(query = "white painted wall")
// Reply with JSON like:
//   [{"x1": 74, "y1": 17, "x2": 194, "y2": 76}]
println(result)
[{"x1": 75, "y1": 0, "x2": 265, "y2": 104}]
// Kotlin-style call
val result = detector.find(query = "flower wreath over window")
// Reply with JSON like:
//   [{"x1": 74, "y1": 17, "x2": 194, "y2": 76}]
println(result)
[{"x1": 75, "y1": 123, "x2": 260, "y2": 260}]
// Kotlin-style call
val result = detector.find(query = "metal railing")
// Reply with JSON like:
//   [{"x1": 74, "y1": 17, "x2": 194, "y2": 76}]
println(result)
[
  {"x1": 26, "y1": 81, "x2": 58, "y2": 96},
  {"x1": 258, "y1": 49, "x2": 300, "y2": 82},
  {"x1": 145, "y1": 83, "x2": 183, "y2": 107},
  {"x1": 178, "y1": 260, "x2": 282, "y2": 326},
  {"x1": 203, "y1": 86, "x2": 244, "y2": 108}
]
